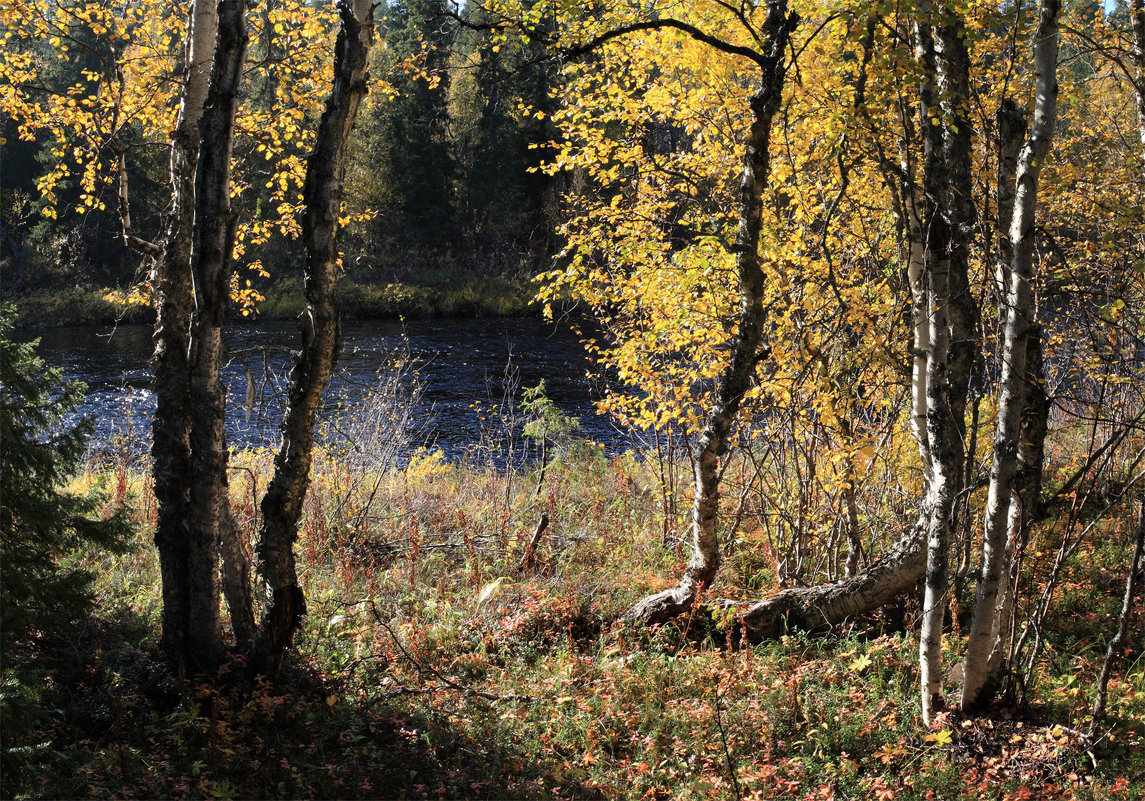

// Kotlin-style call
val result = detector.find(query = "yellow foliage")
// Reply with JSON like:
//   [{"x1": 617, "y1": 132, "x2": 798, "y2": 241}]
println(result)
[{"x1": 0, "y1": 0, "x2": 393, "y2": 309}]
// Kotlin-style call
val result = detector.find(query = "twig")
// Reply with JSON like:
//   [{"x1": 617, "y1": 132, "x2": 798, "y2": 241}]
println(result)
[
  {"x1": 1045, "y1": 406, "x2": 1145, "y2": 510},
  {"x1": 518, "y1": 512, "x2": 550, "y2": 574},
  {"x1": 1090, "y1": 495, "x2": 1145, "y2": 736},
  {"x1": 367, "y1": 600, "x2": 533, "y2": 704},
  {"x1": 713, "y1": 691, "x2": 742, "y2": 801}
]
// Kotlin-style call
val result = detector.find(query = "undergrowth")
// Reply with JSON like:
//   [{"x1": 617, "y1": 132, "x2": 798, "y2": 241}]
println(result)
[{"x1": 2, "y1": 446, "x2": 1143, "y2": 800}]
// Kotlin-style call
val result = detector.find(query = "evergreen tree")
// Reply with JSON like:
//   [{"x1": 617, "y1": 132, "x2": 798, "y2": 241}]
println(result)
[
  {"x1": 366, "y1": 0, "x2": 458, "y2": 256},
  {"x1": 450, "y1": 2, "x2": 560, "y2": 258},
  {"x1": 0, "y1": 307, "x2": 132, "y2": 730}
]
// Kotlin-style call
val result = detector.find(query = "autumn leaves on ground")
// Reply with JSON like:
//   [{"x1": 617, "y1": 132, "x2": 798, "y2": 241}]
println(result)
[{"x1": 3, "y1": 426, "x2": 1142, "y2": 801}]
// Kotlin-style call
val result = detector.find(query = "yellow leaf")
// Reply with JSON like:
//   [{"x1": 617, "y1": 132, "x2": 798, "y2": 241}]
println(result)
[{"x1": 924, "y1": 729, "x2": 952, "y2": 746}]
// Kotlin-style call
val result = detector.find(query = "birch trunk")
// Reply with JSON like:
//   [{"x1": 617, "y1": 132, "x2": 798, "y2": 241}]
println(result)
[
  {"x1": 738, "y1": 514, "x2": 928, "y2": 635},
  {"x1": 178, "y1": 0, "x2": 249, "y2": 674},
  {"x1": 250, "y1": 0, "x2": 375, "y2": 676},
  {"x1": 905, "y1": 185, "x2": 932, "y2": 484},
  {"x1": 989, "y1": 104, "x2": 1039, "y2": 659},
  {"x1": 961, "y1": 0, "x2": 1060, "y2": 711},
  {"x1": 151, "y1": 0, "x2": 219, "y2": 671},
  {"x1": 625, "y1": 3, "x2": 798, "y2": 625},
  {"x1": 220, "y1": 508, "x2": 255, "y2": 648},
  {"x1": 1014, "y1": 329, "x2": 1049, "y2": 526},
  {"x1": 990, "y1": 326, "x2": 1050, "y2": 687},
  {"x1": 994, "y1": 99, "x2": 1027, "y2": 319},
  {"x1": 915, "y1": 1, "x2": 980, "y2": 725},
  {"x1": 936, "y1": 19, "x2": 978, "y2": 436}
]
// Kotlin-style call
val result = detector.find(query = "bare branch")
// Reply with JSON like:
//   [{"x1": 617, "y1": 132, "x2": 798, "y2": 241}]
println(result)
[{"x1": 114, "y1": 145, "x2": 162, "y2": 258}]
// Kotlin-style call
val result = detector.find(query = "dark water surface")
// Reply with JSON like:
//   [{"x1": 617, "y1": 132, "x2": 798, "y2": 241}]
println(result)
[{"x1": 24, "y1": 317, "x2": 627, "y2": 460}]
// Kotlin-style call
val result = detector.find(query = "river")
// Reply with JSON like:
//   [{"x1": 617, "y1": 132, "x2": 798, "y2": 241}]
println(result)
[{"x1": 24, "y1": 316, "x2": 630, "y2": 462}]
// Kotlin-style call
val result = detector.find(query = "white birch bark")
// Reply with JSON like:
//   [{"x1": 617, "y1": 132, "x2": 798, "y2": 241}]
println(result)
[
  {"x1": 904, "y1": 187, "x2": 933, "y2": 484},
  {"x1": 994, "y1": 99, "x2": 1026, "y2": 320},
  {"x1": 961, "y1": 0, "x2": 1060, "y2": 710},
  {"x1": 913, "y1": 0, "x2": 949, "y2": 725},
  {"x1": 916, "y1": 0, "x2": 978, "y2": 725}
]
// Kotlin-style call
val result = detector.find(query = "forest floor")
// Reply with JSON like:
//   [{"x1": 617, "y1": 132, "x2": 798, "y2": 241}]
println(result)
[{"x1": 3, "y1": 444, "x2": 1143, "y2": 800}]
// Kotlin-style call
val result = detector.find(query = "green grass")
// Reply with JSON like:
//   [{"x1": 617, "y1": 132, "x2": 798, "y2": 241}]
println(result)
[
  {"x1": 9, "y1": 274, "x2": 536, "y2": 329},
  {"x1": 261, "y1": 275, "x2": 536, "y2": 320},
  {"x1": 2, "y1": 446, "x2": 1143, "y2": 800}
]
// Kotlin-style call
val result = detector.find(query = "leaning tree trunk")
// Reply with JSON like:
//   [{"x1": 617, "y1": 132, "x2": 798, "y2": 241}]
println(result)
[
  {"x1": 716, "y1": 7, "x2": 976, "y2": 728},
  {"x1": 220, "y1": 507, "x2": 255, "y2": 647},
  {"x1": 249, "y1": 0, "x2": 375, "y2": 677},
  {"x1": 631, "y1": 12, "x2": 980, "y2": 698},
  {"x1": 151, "y1": 0, "x2": 220, "y2": 673},
  {"x1": 625, "y1": 3, "x2": 799, "y2": 625},
  {"x1": 962, "y1": 0, "x2": 1060, "y2": 711}
]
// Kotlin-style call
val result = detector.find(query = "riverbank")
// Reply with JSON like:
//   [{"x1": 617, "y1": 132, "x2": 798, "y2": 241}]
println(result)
[{"x1": 7, "y1": 273, "x2": 538, "y2": 329}]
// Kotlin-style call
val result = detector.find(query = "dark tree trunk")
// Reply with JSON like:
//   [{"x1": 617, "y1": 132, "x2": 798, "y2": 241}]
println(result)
[
  {"x1": 152, "y1": 0, "x2": 220, "y2": 673},
  {"x1": 177, "y1": 0, "x2": 249, "y2": 674},
  {"x1": 221, "y1": 507, "x2": 255, "y2": 648},
  {"x1": 1132, "y1": 0, "x2": 1144, "y2": 180},
  {"x1": 250, "y1": 0, "x2": 375, "y2": 677},
  {"x1": 625, "y1": 3, "x2": 799, "y2": 625},
  {"x1": 1014, "y1": 327, "x2": 1049, "y2": 523}
]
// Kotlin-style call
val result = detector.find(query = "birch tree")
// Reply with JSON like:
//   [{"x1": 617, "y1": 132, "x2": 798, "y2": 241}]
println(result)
[
  {"x1": 961, "y1": 0, "x2": 1061, "y2": 710},
  {"x1": 0, "y1": 0, "x2": 376, "y2": 676},
  {"x1": 251, "y1": 0, "x2": 375, "y2": 675},
  {"x1": 474, "y1": 2, "x2": 980, "y2": 672}
]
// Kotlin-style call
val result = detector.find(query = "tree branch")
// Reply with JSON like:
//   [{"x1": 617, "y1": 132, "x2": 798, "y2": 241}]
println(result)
[
  {"x1": 114, "y1": 144, "x2": 162, "y2": 258},
  {"x1": 446, "y1": 2, "x2": 794, "y2": 68}
]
